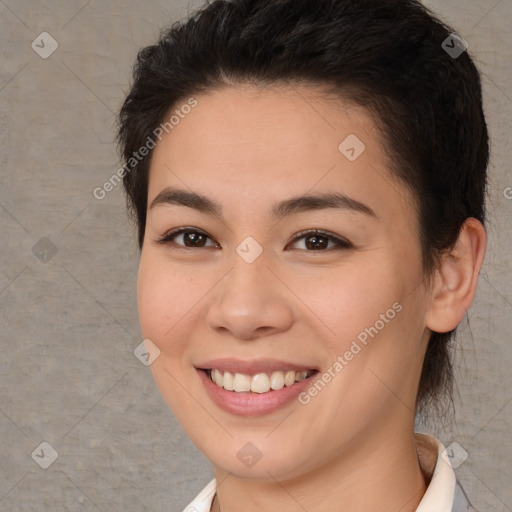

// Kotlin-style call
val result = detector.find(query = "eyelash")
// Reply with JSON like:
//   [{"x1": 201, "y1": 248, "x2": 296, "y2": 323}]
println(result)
[{"x1": 156, "y1": 227, "x2": 352, "y2": 251}]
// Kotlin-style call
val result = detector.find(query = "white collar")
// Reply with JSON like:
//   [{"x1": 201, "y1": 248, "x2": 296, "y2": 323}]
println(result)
[
  {"x1": 183, "y1": 433, "x2": 463, "y2": 512},
  {"x1": 414, "y1": 432, "x2": 456, "y2": 511}
]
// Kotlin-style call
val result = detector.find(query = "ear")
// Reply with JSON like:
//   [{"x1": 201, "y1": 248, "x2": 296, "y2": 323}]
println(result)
[{"x1": 425, "y1": 217, "x2": 487, "y2": 333}]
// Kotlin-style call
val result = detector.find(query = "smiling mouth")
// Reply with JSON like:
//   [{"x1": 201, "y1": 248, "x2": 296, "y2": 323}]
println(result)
[{"x1": 203, "y1": 368, "x2": 318, "y2": 394}]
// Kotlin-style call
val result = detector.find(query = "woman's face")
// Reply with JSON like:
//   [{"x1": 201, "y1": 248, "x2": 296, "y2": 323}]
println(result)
[{"x1": 137, "y1": 85, "x2": 432, "y2": 479}]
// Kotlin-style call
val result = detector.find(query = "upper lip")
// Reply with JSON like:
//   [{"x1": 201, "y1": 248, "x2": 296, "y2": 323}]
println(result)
[{"x1": 196, "y1": 358, "x2": 318, "y2": 375}]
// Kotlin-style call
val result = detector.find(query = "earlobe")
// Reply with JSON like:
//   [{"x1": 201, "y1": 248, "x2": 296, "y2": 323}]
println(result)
[{"x1": 425, "y1": 218, "x2": 487, "y2": 333}]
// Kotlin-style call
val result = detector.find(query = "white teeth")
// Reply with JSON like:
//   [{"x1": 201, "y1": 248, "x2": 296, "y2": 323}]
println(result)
[
  {"x1": 223, "y1": 371, "x2": 234, "y2": 391},
  {"x1": 270, "y1": 371, "x2": 285, "y2": 390},
  {"x1": 208, "y1": 369, "x2": 313, "y2": 393},
  {"x1": 295, "y1": 370, "x2": 308, "y2": 382},
  {"x1": 213, "y1": 369, "x2": 223, "y2": 387},
  {"x1": 232, "y1": 372, "x2": 251, "y2": 392},
  {"x1": 250, "y1": 373, "x2": 270, "y2": 393},
  {"x1": 284, "y1": 370, "x2": 296, "y2": 387}
]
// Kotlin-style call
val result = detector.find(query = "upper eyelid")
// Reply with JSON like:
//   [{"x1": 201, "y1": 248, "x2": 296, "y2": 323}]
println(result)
[
  {"x1": 158, "y1": 227, "x2": 218, "y2": 246},
  {"x1": 290, "y1": 229, "x2": 350, "y2": 243}
]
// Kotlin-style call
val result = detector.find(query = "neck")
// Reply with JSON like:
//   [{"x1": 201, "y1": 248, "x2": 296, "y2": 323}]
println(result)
[{"x1": 210, "y1": 425, "x2": 428, "y2": 512}]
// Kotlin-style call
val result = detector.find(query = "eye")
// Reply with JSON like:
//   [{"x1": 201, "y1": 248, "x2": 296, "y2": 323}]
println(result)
[
  {"x1": 287, "y1": 230, "x2": 352, "y2": 251},
  {"x1": 157, "y1": 228, "x2": 219, "y2": 248},
  {"x1": 156, "y1": 227, "x2": 352, "y2": 251}
]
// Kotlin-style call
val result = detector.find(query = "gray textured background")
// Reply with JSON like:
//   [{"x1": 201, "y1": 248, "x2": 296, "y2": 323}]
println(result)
[{"x1": 0, "y1": 1, "x2": 511, "y2": 511}]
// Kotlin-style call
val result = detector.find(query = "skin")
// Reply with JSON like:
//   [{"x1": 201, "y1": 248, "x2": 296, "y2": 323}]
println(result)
[{"x1": 137, "y1": 84, "x2": 487, "y2": 512}]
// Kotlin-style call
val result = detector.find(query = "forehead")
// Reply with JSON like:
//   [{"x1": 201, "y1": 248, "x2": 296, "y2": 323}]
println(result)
[
  {"x1": 155, "y1": 84, "x2": 379, "y2": 162},
  {"x1": 147, "y1": 85, "x2": 415, "y2": 224}
]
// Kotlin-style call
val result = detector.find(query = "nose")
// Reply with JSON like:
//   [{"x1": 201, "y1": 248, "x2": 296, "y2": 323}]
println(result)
[{"x1": 205, "y1": 252, "x2": 294, "y2": 341}]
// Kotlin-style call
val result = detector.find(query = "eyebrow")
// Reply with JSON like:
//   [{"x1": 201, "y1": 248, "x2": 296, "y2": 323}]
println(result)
[{"x1": 149, "y1": 187, "x2": 377, "y2": 220}]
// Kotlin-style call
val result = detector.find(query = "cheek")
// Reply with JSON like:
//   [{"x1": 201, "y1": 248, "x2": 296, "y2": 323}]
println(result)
[
  {"x1": 294, "y1": 261, "x2": 405, "y2": 348},
  {"x1": 137, "y1": 250, "x2": 227, "y2": 363},
  {"x1": 137, "y1": 253, "x2": 194, "y2": 351},
  {"x1": 319, "y1": 272, "x2": 425, "y2": 419},
  {"x1": 294, "y1": 258, "x2": 424, "y2": 407},
  {"x1": 136, "y1": 253, "x2": 202, "y2": 416},
  {"x1": 137, "y1": 255, "x2": 167, "y2": 340}
]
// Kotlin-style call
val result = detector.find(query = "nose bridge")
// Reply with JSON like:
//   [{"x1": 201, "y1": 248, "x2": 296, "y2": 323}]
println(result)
[
  {"x1": 224, "y1": 240, "x2": 272, "y2": 306},
  {"x1": 235, "y1": 234, "x2": 265, "y2": 265},
  {"x1": 206, "y1": 240, "x2": 294, "y2": 338}
]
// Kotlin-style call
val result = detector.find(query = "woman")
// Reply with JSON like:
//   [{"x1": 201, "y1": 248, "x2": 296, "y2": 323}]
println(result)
[{"x1": 118, "y1": 0, "x2": 488, "y2": 510}]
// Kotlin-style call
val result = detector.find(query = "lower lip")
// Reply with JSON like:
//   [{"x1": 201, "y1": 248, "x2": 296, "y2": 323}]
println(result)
[{"x1": 197, "y1": 369, "x2": 317, "y2": 416}]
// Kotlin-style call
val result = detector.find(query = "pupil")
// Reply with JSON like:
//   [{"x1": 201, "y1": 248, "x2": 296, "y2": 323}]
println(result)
[
  {"x1": 185, "y1": 232, "x2": 205, "y2": 247},
  {"x1": 306, "y1": 235, "x2": 327, "y2": 250}
]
